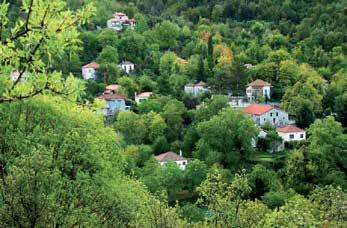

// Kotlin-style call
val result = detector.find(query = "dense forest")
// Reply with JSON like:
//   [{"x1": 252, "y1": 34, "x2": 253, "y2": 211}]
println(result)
[{"x1": 0, "y1": 0, "x2": 346, "y2": 227}]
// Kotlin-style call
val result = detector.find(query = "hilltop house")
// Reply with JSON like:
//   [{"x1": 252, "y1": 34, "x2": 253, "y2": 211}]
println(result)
[
  {"x1": 155, "y1": 151, "x2": 188, "y2": 170},
  {"x1": 118, "y1": 61, "x2": 135, "y2": 74},
  {"x1": 82, "y1": 61, "x2": 100, "y2": 80},
  {"x1": 135, "y1": 92, "x2": 152, "y2": 104},
  {"x1": 184, "y1": 81, "x2": 209, "y2": 97},
  {"x1": 107, "y1": 12, "x2": 136, "y2": 31},
  {"x1": 243, "y1": 104, "x2": 289, "y2": 127},
  {"x1": 98, "y1": 91, "x2": 130, "y2": 116},
  {"x1": 246, "y1": 79, "x2": 271, "y2": 102},
  {"x1": 277, "y1": 125, "x2": 306, "y2": 142}
]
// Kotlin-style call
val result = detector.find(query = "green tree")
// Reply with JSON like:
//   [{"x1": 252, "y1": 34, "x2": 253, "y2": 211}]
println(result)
[
  {"x1": 114, "y1": 111, "x2": 146, "y2": 144},
  {"x1": 0, "y1": 0, "x2": 95, "y2": 103},
  {"x1": 161, "y1": 99, "x2": 187, "y2": 142},
  {"x1": 154, "y1": 20, "x2": 180, "y2": 50},
  {"x1": 194, "y1": 108, "x2": 258, "y2": 169},
  {"x1": 184, "y1": 160, "x2": 208, "y2": 191}
]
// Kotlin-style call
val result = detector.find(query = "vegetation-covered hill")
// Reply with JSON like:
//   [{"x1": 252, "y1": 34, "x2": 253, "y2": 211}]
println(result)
[{"x1": 0, "y1": 0, "x2": 346, "y2": 226}]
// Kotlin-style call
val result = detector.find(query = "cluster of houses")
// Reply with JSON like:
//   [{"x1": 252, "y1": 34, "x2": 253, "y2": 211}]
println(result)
[
  {"x1": 95, "y1": 84, "x2": 153, "y2": 116},
  {"x1": 107, "y1": 12, "x2": 136, "y2": 32},
  {"x1": 81, "y1": 60, "x2": 135, "y2": 80},
  {"x1": 243, "y1": 103, "x2": 306, "y2": 146}
]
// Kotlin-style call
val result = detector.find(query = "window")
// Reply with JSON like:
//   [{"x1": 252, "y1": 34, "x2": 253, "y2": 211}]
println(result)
[
  {"x1": 300, "y1": 134, "x2": 304, "y2": 139},
  {"x1": 276, "y1": 112, "x2": 278, "y2": 116},
  {"x1": 270, "y1": 113, "x2": 273, "y2": 117},
  {"x1": 273, "y1": 118, "x2": 276, "y2": 123},
  {"x1": 182, "y1": 161, "x2": 186, "y2": 165},
  {"x1": 289, "y1": 134, "x2": 294, "y2": 139}
]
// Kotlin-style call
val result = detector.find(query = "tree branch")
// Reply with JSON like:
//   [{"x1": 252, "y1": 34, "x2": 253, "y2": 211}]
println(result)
[{"x1": 8, "y1": 0, "x2": 34, "y2": 42}]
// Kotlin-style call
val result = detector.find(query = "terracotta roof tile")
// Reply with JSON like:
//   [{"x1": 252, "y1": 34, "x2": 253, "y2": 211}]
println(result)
[
  {"x1": 82, "y1": 61, "x2": 100, "y2": 69},
  {"x1": 155, "y1": 152, "x2": 186, "y2": 162},
  {"x1": 248, "y1": 79, "x2": 271, "y2": 87},
  {"x1": 98, "y1": 93, "x2": 127, "y2": 100},
  {"x1": 243, "y1": 104, "x2": 273, "y2": 115},
  {"x1": 136, "y1": 92, "x2": 152, "y2": 98},
  {"x1": 277, "y1": 125, "x2": 305, "y2": 133},
  {"x1": 105, "y1": 84, "x2": 120, "y2": 91}
]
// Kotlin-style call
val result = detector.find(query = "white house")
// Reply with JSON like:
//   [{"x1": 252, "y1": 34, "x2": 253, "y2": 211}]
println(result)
[
  {"x1": 135, "y1": 92, "x2": 152, "y2": 104},
  {"x1": 118, "y1": 61, "x2": 135, "y2": 74},
  {"x1": 277, "y1": 125, "x2": 306, "y2": 142},
  {"x1": 246, "y1": 79, "x2": 271, "y2": 102},
  {"x1": 97, "y1": 93, "x2": 130, "y2": 116},
  {"x1": 107, "y1": 12, "x2": 136, "y2": 31},
  {"x1": 229, "y1": 96, "x2": 248, "y2": 108},
  {"x1": 154, "y1": 151, "x2": 188, "y2": 170},
  {"x1": 243, "y1": 104, "x2": 289, "y2": 127},
  {"x1": 82, "y1": 61, "x2": 100, "y2": 80},
  {"x1": 184, "y1": 81, "x2": 209, "y2": 97}
]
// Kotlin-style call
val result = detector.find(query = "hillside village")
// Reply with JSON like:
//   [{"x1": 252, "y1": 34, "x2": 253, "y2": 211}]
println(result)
[{"x1": 0, "y1": 1, "x2": 346, "y2": 227}]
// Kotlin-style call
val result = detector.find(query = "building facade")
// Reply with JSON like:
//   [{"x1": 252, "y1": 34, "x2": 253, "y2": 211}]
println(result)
[
  {"x1": 82, "y1": 61, "x2": 100, "y2": 80},
  {"x1": 118, "y1": 61, "x2": 135, "y2": 74},
  {"x1": 246, "y1": 79, "x2": 271, "y2": 102},
  {"x1": 277, "y1": 125, "x2": 306, "y2": 142},
  {"x1": 243, "y1": 104, "x2": 289, "y2": 127},
  {"x1": 154, "y1": 151, "x2": 188, "y2": 170}
]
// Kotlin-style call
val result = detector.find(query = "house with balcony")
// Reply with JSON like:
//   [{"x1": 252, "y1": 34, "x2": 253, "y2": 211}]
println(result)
[{"x1": 246, "y1": 79, "x2": 271, "y2": 102}]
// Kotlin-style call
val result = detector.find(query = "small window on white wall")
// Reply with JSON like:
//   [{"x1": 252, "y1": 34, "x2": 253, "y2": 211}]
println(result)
[
  {"x1": 300, "y1": 134, "x2": 304, "y2": 138},
  {"x1": 289, "y1": 134, "x2": 294, "y2": 139}
]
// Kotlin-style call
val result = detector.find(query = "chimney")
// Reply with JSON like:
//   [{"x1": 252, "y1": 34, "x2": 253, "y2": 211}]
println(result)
[{"x1": 179, "y1": 149, "x2": 182, "y2": 157}]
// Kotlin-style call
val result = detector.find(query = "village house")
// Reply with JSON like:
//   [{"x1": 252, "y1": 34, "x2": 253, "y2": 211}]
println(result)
[
  {"x1": 184, "y1": 81, "x2": 209, "y2": 97},
  {"x1": 135, "y1": 92, "x2": 152, "y2": 104},
  {"x1": 229, "y1": 96, "x2": 248, "y2": 108},
  {"x1": 82, "y1": 61, "x2": 100, "y2": 80},
  {"x1": 277, "y1": 125, "x2": 306, "y2": 142},
  {"x1": 97, "y1": 92, "x2": 130, "y2": 116},
  {"x1": 246, "y1": 79, "x2": 271, "y2": 102},
  {"x1": 118, "y1": 60, "x2": 135, "y2": 74},
  {"x1": 154, "y1": 151, "x2": 188, "y2": 170},
  {"x1": 107, "y1": 12, "x2": 136, "y2": 31},
  {"x1": 243, "y1": 103, "x2": 289, "y2": 127}
]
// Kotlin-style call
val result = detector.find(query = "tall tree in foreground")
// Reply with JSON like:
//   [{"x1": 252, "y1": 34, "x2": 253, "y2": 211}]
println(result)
[{"x1": 0, "y1": 0, "x2": 95, "y2": 103}]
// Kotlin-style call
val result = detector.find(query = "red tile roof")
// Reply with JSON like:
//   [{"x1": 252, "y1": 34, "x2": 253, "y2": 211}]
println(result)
[
  {"x1": 136, "y1": 92, "x2": 152, "y2": 98},
  {"x1": 105, "y1": 84, "x2": 119, "y2": 91},
  {"x1": 248, "y1": 79, "x2": 271, "y2": 87},
  {"x1": 243, "y1": 104, "x2": 273, "y2": 115},
  {"x1": 195, "y1": 81, "x2": 206, "y2": 87},
  {"x1": 155, "y1": 152, "x2": 186, "y2": 162},
  {"x1": 82, "y1": 61, "x2": 100, "y2": 69},
  {"x1": 277, "y1": 125, "x2": 305, "y2": 133},
  {"x1": 98, "y1": 93, "x2": 127, "y2": 101}
]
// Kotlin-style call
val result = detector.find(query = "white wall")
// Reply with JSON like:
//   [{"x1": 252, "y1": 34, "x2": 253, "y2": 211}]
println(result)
[
  {"x1": 159, "y1": 160, "x2": 188, "y2": 170},
  {"x1": 135, "y1": 97, "x2": 148, "y2": 104},
  {"x1": 278, "y1": 131, "x2": 306, "y2": 142},
  {"x1": 253, "y1": 108, "x2": 288, "y2": 126},
  {"x1": 119, "y1": 64, "x2": 134, "y2": 74},
  {"x1": 82, "y1": 67, "x2": 96, "y2": 80}
]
